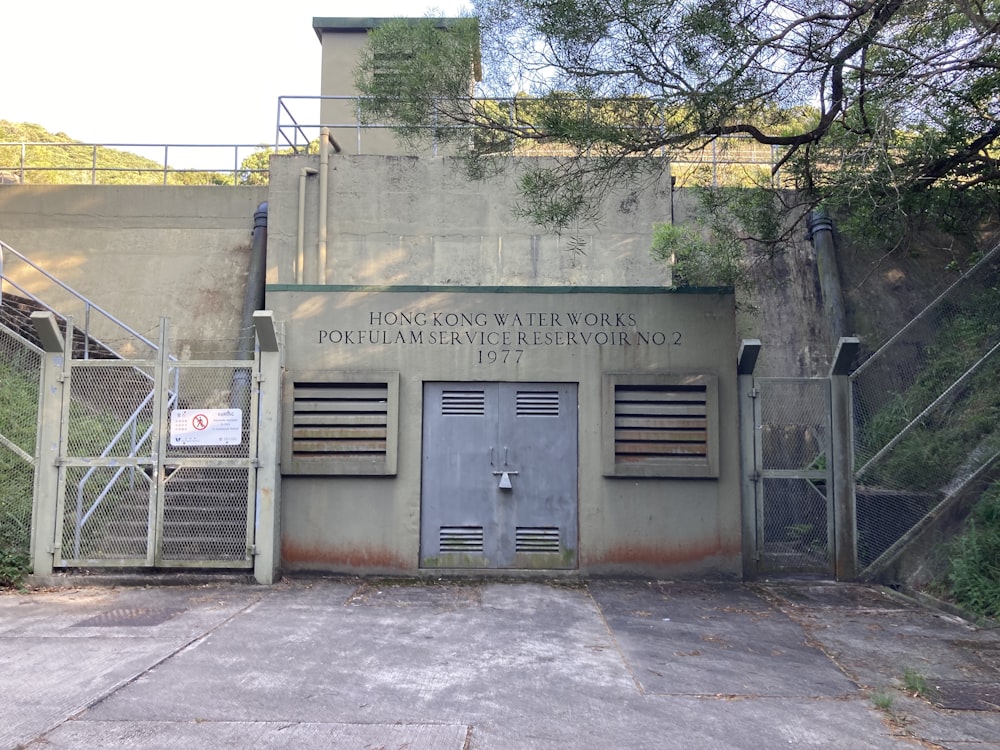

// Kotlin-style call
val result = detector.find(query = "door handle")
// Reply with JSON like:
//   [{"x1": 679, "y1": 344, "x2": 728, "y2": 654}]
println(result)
[{"x1": 493, "y1": 469, "x2": 518, "y2": 489}]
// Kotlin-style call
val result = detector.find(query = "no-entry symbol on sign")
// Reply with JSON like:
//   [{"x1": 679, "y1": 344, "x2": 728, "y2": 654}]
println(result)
[{"x1": 170, "y1": 409, "x2": 242, "y2": 446}]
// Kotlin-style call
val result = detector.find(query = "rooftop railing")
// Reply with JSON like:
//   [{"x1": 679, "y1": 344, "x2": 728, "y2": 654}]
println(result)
[
  {"x1": 0, "y1": 142, "x2": 269, "y2": 186},
  {"x1": 275, "y1": 95, "x2": 787, "y2": 187},
  {"x1": 0, "y1": 95, "x2": 785, "y2": 187}
]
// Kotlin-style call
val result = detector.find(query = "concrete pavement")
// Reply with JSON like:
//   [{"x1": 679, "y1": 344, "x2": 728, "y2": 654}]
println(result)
[{"x1": 1, "y1": 578, "x2": 998, "y2": 749}]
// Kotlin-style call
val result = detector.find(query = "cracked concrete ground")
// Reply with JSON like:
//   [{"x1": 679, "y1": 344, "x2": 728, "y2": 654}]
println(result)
[{"x1": 1, "y1": 578, "x2": 997, "y2": 749}]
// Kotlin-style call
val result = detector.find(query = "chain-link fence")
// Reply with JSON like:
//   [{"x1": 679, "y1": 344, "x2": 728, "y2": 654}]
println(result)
[
  {"x1": 755, "y1": 377, "x2": 833, "y2": 575},
  {"x1": 0, "y1": 324, "x2": 42, "y2": 571},
  {"x1": 58, "y1": 331, "x2": 258, "y2": 568},
  {"x1": 851, "y1": 244, "x2": 1000, "y2": 575}
]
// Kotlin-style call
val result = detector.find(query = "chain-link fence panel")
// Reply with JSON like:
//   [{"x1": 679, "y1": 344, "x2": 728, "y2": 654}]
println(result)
[
  {"x1": 158, "y1": 361, "x2": 256, "y2": 567},
  {"x1": 161, "y1": 466, "x2": 251, "y2": 562},
  {"x1": 759, "y1": 478, "x2": 830, "y2": 572},
  {"x1": 61, "y1": 464, "x2": 152, "y2": 563},
  {"x1": 755, "y1": 378, "x2": 833, "y2": 575},
  {"x1": 855, "y1": 343, "x2": 1000, "y2": 571},
  {"x1": 852, "y1": 245, "x2": 1000, "y2": 575},
  {"x1": 0, "y1": 325, "x2": 42, "y2": 568},
  {"x1": 852, "y1": 247, "x2": 1000, "y2": 470},
  {"x1": 66, "y1": 362, "x2": 156, "y2": 458}
]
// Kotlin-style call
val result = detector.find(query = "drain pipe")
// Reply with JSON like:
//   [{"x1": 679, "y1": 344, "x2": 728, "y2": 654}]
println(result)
[
  {"x1": 318, "y1": 127, "x2": 331, "y2": 285},
  {"x1": 296, "y1": 167, "x2": 318, "y2": 284},
  {"x1": 232, "y1": 202, "x2": 268, "y2": 409},
  {"x1": 807, "y1": 208, "x2": 847, "y2": 343}
]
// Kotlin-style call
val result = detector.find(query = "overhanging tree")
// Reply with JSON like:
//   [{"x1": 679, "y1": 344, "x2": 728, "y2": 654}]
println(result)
[{"x1": 356, "y1": 1, "x2": 1000, "y2": 275}]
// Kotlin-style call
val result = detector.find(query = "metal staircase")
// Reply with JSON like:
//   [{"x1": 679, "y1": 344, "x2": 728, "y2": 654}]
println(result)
[{"x1": 1, "y1": 237, "x2": 176, "y2": 562}]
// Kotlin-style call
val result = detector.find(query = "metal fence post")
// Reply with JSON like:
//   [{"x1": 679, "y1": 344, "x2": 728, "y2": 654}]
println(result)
[
  {"x1": 29, "y1": 312, "x2": 66, "y2": 578},
  {"x1": 253, "y1": 311, "x2": 283, "y2": 585},
  {"x1": 830, "y1": 337, "x2": 860, "y2": 580},
  {"x1": 738, "y1": 339, "x2": 762, "y2": 580}
]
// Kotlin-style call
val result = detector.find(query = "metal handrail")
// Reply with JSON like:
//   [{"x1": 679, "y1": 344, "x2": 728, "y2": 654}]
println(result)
[
  {"x1": 0, "y1": 142, "x2": 268, "y2": 186},
  {"x1": 0, "y1": 238, "x2": 159, "y2": 356},
  {"x1": 1, "y1": 238, "x2": 180, "y2": 557},
  {"x1": 74, "y1": 383, "x2": 180, "y2": 559},
  {"x1": 1, "y1": 95, "x2": 780, "y2": 185},
  {"x1": 275, "y1": 94, "x2": 783, "y2": 166}
]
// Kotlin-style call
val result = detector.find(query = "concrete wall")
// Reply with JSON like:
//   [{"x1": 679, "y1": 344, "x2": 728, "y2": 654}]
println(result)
[
  {"x1": 673, "y1": 190, "x2": 838, "y2": 377},
  {"x1": 0, "y1": 155, "x2": 740, "y2": 580},
  {"x1": 313, "y1": 18, "x2": 467, "y2": 156},
  {"x1": 267, "y1": 154, "x2": 673, "y2": 288},
  {"x1": 315, "y1": 20, "x2": 412, "y2": 155},
  {"x1": 0, "y1": 185, "x2": 268, "y2": 358}
]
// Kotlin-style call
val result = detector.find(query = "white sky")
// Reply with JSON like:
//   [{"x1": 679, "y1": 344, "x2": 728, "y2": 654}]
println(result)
[{"x1": 4, "y1": 0, "x2": 468, "y2": 166}]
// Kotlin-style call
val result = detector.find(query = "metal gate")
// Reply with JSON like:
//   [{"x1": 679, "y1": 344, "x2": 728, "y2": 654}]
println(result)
[
  {"x1": 53, "y1": 340, "x2": 259, "y2": 569},
  {"x1": 420, "y1": 382, "x2": 578, "y2": 569},
  {"x1": 751, "y1": 377, "x2": 834, "y2": 576}
]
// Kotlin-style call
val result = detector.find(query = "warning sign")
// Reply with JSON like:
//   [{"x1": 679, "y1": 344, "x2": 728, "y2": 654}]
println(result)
[{"x1": 170, "y1": 409, "x2": 243, "y2": 446}]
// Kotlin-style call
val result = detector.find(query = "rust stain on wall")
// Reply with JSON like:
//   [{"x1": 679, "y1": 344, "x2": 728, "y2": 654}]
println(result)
[
  {"x1": 282, "y1": 540, "x2": 409, "y2": 571},
  {"x1": 586, "y1": 537, "x2": 740, "y2": 568}
]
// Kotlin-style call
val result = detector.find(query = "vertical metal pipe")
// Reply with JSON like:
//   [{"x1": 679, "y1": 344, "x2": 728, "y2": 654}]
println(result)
[
  {"x1": 807, "y1": 208, "x2": 847, "y2": 343},
  {"x1": 737, "y1": 339, "x2": 763, "y2": 580},
  {"x1": 830, "y1": 337, "x2": 861, "y2": 580},
  {"x1": 318, "y1": 127, "x2": 330, "y2": 285},
  {"x1": 233, "y1": 203, "x2": 269, "y2": 410},
  {"x1": 297, "y1": 169, "x2": 318, "y2": 284}
]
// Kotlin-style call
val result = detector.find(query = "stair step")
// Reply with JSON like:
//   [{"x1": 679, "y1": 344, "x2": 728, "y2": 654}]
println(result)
[{"x1": 1, "y1": 292, "x2": 120, "y2": 359}]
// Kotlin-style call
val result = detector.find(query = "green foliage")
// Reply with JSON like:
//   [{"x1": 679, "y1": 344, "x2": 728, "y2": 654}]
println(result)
[
  {"x1": 651, "y1": 223, "x2": 740, "y2": 288},
  {"x1": 0, "y1": 448, "x2": 32, "y2": 588},
  {"x1": 651, "y1": 186, "x2": 784, "y2": 293},
  {"x1": 516, "y1": 166, "x2": 599, "y2": 231},
  {"x1": 353, "y1": 0, "x2": 1000, "y2": 257},
  {"x1": 355, "y1": 16, "x2": 482, "y2": 147},
  {"x1": 871, "y1": 691, "x2": 895, "y2": 711},
  {"x1": 237, "y1": 141, "x2": 320, "y2": 185},
  {"x1": 946, "y1": 482, "x2": 1000, "y2": 620},
  {"x1": 0, "y1": 362, "x2": 38, "y2": 588}
]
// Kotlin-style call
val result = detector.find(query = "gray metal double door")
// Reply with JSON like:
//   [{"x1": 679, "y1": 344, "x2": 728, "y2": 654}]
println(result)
[{"x1": 420, "y1": 382, "x2": 578, "y2": 569}]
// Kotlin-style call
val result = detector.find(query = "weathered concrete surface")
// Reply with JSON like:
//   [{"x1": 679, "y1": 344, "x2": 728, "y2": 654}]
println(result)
[
  {"x1": 2, "y1": 579, "x2": 998, "y2": 750},
  {"x1": 266, "y1": 154, "x2": 673, "y2": 288},
  {"x1": 0, "y1": 185, "x2": 267, "y2": 358},
  {"x1": 272, "y1": 288, "x2": 739, "y2": 579}
]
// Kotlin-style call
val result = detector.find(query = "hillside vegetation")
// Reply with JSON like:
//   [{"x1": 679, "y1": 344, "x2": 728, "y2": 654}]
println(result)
[{"x1": 0, "y1": 120, "x2": 263, "y2": 185}]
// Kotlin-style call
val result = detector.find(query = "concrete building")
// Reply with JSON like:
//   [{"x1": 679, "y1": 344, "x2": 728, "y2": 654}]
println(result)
[
  {"x1": 3, "y1": 17, "x2": 761, "y2": 584},
  {"x1": 266, "y1": 19, "x2": 740, "y2": 578}
]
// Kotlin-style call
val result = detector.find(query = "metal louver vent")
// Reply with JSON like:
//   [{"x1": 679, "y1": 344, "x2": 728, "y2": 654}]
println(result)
[
  {"x1": 291, "y1": 382, "x2": 388, "y2": 460},
  {"x1": 439, "y1": 526, "x2": 484, "y2": 553},
  {"x1": 515, "y1": 390, "x2": 560, "y2": 416},
  {"x1": 442, "y1": 390, "x2": 486, "y2": 416},
  {"x1": 614, "y1": 384, "x2": 708, "y2": 463},
  {"x1": 515, "y1": 527, "x2": 561, "y2": 553}
]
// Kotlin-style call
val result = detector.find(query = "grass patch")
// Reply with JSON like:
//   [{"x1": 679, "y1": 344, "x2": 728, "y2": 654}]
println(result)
[
  {"x1": 871, "y1": 691, "x2": 894, "y2": 711},
  {"x1": 902, "y1": 668, "x2": 932, "y2": 699}
]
